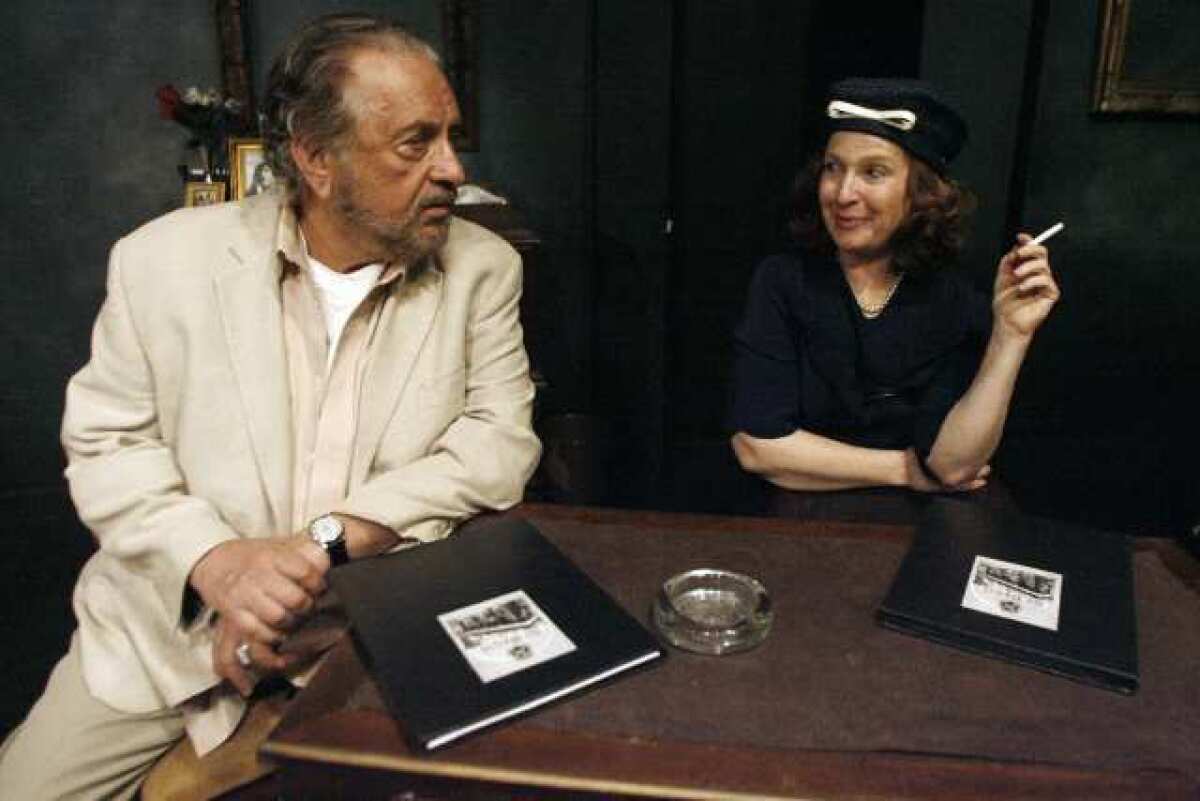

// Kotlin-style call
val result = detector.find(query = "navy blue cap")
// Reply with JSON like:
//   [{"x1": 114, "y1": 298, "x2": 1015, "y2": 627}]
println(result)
[{"x1": 825, "y1": 78, "x2": 968, "y2": 174}]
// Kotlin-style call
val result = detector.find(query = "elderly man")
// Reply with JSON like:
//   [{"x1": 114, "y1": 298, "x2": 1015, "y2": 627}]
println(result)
[{"x1": 0, "y1": 13, "x2": 540, "y2": 799}]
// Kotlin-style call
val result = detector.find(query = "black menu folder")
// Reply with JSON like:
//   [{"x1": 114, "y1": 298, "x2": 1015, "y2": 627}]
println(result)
[
  {"x1": 878, "y1": 498, "x2": 1139, "y2": 693},
  {"x1": 329, "y1": 514, "x2": 664, "y2": 750}
]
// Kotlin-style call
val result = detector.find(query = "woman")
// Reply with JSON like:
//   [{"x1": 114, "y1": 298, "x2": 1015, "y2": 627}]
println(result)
[{"x1": 729, "y1": 78, "x2": 1059, "y2": 521}]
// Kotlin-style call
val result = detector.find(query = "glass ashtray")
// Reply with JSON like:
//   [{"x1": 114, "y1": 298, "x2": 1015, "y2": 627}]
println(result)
[{"x1": 653, "y1": 568, "x2": 772, "y2": 655}]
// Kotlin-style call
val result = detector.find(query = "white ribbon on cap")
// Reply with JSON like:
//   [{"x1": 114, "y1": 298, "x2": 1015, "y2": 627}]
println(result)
[{"x1": 827, "y1": 100, "x2": 917, "y2": 131}]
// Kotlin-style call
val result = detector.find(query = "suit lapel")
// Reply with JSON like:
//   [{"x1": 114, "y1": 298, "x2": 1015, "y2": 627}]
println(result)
[
  {"x1": 352, "y1": 264, "x2": 444, "y2": 483},
  {"x1": 212, "y1": 199, "x2": 293, "y2": 534}
]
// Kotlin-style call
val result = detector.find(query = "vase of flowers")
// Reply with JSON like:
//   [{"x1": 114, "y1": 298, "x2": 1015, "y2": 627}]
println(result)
[{"x1": 156, "y1": 84, "x2": 249, "y2": 180}]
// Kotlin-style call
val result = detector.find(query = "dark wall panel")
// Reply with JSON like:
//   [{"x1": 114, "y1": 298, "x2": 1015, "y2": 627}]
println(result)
[
  {"x1": 249, "y1": 0, "x2": 441, "y2": 94},
  {"x1": 1, "y1": 2, "x2": 220, "y2": 492},
  {"x1": 667, "y1": 1, "x2": 816, "y2": 442},
  {"x1": 467, "y1": 0, "x2": 593, "y2": 410},
  {"x1": 591, "y1": 0, "x2": 673, "y2": 505},
  {"x1": 922, "y1": 1, "x2": 1033, "y2": 281},
  {"x1": 999, "y1": 2, "x2": 1200, "y2": 533}
]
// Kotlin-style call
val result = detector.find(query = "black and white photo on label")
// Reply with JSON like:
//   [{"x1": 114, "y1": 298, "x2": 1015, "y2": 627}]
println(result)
[
  {"x1": 438, "y1": 589, "x2": 576, "y2": 683},
  {"x1": 961, "y1": 555, "x2": 1063, "y2": 632}
]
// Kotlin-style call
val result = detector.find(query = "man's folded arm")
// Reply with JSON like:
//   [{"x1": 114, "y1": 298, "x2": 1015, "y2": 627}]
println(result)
[{"x1": 338, "y1": 247, "x2": 542, "y2": 549}]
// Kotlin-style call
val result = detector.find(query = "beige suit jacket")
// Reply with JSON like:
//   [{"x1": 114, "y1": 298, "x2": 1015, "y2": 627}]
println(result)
[{"x1": 61, "y1": 191, "x2": 541, "y2": 715}]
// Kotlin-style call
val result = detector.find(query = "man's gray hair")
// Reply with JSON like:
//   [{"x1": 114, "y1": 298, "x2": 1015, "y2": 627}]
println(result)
[{"x1": 261, "y1": 13, "x2": 440, "y2": 201}]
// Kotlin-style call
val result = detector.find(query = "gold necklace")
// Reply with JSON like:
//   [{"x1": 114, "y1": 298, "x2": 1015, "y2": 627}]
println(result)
[{"x1": 856, "y1": 272, "x2": 905, "y2": 319}]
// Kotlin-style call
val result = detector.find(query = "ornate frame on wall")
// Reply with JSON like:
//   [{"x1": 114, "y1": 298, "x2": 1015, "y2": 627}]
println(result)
[
  {"x1": 215, "y1": 0, "x2": 256, "y2": 130},
  {"x1": 441, "y1": 0, "x2": 480, "y2": 152},
  {"x1": 214, "y1": 0, "x2": 480, "y2": 147},
  {"x1": 1093, "y1": 0, "x2": 1200, "y2": 115}
]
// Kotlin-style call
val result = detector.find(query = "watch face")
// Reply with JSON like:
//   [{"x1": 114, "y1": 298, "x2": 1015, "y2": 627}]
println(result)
[{"x1": 311, "y1": 515, "x2": 343, "y2": 545}]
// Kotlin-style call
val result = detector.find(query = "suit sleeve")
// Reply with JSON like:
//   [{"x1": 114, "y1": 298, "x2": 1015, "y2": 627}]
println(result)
[
  {"x1": 62, "y1": 238, "x2": 239, "y2": 625},
  {"x1": 336, "y1": 245, "x2": 541, "y2": 542}
]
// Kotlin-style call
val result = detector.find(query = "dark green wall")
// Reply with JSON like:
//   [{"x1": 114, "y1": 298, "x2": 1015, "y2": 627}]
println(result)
[
  {"x1": 0, "y1": 0, "x2": 225, "y2": 736},
  {"x1": 997, "y1": 2, "x2": 1200, "y2": 534},
  {"x1": 1, "y1": 3, "x2": 221, "y2": 490},
  {"x1": 467, "y1": 1, "x2": 593, "y2": 410},
  {"x1": 922, "y1": 2, "x2": 1033, "y2": 279}
]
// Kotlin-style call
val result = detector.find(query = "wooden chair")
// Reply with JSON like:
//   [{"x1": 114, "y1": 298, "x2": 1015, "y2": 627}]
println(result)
[{"x1": 138, "y1": 691, "x2": 288, "y2": 801}]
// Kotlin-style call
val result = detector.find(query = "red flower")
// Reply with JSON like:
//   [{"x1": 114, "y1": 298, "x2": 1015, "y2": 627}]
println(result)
[{"x1": 156, "y1": 84, "x2": 182, "y2": 121}]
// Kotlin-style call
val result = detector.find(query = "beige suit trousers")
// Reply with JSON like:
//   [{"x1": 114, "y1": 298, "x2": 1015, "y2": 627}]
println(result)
[{"x1": 0, "y1": 632, "x2": 185, "y2": 801}]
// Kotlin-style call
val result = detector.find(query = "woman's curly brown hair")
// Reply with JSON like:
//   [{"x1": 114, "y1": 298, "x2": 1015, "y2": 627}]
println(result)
[{"x1": 788, "y1": 153, "x2": 977, "y2": 278}]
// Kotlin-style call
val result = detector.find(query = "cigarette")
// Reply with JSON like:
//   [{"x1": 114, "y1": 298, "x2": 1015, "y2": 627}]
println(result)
[{"x1": 1028, "y1": 222, "x2": 1064, "y2": 246}]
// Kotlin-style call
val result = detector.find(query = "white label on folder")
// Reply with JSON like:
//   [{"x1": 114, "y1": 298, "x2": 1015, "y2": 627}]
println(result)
[
  {"x1": 961, "y1": 555, "x2": 1063, "y2": 631},
  {"x1": 438, "y1": 589, "x2": 577, "y2": 683}
]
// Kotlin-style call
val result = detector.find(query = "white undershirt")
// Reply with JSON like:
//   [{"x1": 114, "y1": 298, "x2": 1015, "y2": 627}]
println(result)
[{"x1": 304, "y1": 250, "x2": 384, "y2": 370}]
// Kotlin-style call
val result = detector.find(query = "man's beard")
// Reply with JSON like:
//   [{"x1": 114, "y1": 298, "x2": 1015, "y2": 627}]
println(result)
[{"x1": 332, "y1": 174, "x2": 455, "y2": 267}]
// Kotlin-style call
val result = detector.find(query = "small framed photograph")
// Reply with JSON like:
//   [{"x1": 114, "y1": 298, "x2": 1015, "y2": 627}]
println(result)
[
  {"x1": 183, "y1": 181, "x2": 227, "y2": 207},
  {"x1": 228, "y1": 137, "x2": 275, "y2": 200},
  {"x1": 961, "y1": 555, "x2": 1063, "y2": 631}
]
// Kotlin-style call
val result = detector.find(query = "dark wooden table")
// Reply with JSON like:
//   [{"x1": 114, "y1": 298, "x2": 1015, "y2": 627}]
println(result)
[{"x1": 261, "y1": 504, "x2": 1200, "y2": 800}]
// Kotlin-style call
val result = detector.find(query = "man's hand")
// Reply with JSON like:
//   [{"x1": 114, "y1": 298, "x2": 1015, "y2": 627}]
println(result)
[
  {"x1": 211, "y1": 614, "x2": 309, "y2": 696},
  {"x1": 190, "y1": 535, "x2": 330, "y2": 692}
]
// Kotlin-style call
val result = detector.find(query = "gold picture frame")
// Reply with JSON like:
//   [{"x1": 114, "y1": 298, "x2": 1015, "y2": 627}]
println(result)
[
  {"x1": 228, "y1": 137, "x2": 275, "y2": 200},
  {"x1": 1093, "y1": 0, "x2": 1200, "y2": 115},
  {"x1": 184, "y1": 181, "x2": 228, "y2": 207}
]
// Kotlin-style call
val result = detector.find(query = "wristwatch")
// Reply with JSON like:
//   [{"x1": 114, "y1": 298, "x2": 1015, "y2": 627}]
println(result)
[{"x1": 308, "y1": 514, "x2": 349, "y2": 566}]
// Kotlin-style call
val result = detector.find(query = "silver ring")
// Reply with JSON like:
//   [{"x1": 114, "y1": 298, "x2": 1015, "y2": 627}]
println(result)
[{"x1": 235, "y1": 642, "x2": 253, "y2": 669}]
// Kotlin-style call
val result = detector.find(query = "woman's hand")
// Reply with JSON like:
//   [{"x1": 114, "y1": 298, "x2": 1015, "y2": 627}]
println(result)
[
  {"x1": 993, "y1": 234, "x2": 1060, "y2": 341},
  {"x1": 905, "y1": 448, "x2": 990, "y2": 493}
]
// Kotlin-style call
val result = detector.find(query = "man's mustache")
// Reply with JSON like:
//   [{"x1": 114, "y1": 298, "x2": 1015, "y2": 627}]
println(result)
[{"x1": 419, "y1": 191, "x2": 457, "y2": 210}]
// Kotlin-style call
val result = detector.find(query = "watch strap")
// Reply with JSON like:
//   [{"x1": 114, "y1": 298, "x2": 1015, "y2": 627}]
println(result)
[{"x1": 325, "y1": 536, "x2": 349, "y2": 567}]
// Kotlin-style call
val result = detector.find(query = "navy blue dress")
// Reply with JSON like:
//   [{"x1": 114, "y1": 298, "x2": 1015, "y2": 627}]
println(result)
[{"x1": 730, "y1": 251, "x2": 991, "y2": 507}]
